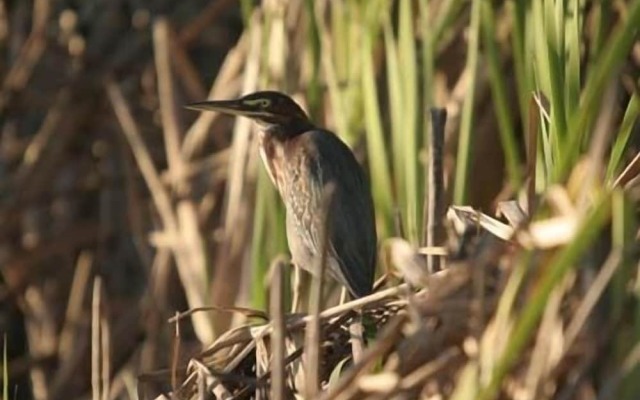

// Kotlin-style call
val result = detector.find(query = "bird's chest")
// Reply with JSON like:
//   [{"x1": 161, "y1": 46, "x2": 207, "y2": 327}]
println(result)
[{"x1": 258, "y1": 133, "x2": 303, "y2": 199}]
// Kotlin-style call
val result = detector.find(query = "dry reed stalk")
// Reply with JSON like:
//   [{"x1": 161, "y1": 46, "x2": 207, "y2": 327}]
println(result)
[
  {"x1": 91, "y1": 277, "x2": 102, "y2": 400},
  {"x1": 305, "y1": 183, "x2": 336, "y2": 398},
  {"x1": 208, "y1": 11, "x2": 262, "y2": 333},
  {"x1": 269, "y1": 259, "x2": 287, "y2": 400},
  {"x1": 107, "y1": 81, "x2": 214, "y2": 343},
  {"x1": 182, "y1": 33, "x2": 248, "y2": 158}
]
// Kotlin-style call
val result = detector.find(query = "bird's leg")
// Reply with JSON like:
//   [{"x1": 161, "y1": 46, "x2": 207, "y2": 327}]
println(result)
[
  {"x1": 291, "y1": 263, "x2": 304, "y2": 313},
  {"x1": 339, "y1": 287, "x2": 348, "y2": 305}
]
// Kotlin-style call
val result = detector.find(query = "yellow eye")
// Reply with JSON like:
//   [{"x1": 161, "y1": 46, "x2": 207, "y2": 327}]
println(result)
[{"x1": 243, "y1": 98, "x2": 271, "y2": 108}]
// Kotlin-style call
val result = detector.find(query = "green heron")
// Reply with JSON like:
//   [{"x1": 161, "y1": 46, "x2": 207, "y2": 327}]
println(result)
[{"x1": 186, "y1": 91, "x2": 377, "y2": 298}]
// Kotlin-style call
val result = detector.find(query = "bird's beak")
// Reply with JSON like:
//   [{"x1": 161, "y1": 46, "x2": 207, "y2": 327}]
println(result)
[{"x1": 185, "y1": 99, "x2": 261, "y2": 118}]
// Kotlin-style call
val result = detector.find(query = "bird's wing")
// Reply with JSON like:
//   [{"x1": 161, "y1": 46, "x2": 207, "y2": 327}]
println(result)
[{"x1": 289, "y1": 130, "x2": 377, "y2": 297}]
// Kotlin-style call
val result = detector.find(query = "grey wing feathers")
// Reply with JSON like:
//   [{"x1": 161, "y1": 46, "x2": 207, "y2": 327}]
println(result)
[{"x1": 300, "y1": 130, "x2": 377, "y2": 297}]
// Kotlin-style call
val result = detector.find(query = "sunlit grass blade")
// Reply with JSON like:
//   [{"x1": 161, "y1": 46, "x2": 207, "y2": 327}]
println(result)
[
  {"x1": 432, "y1": 0, "x2": 465, "y2": 52},
  {"x1": 398, "y1": 0, "x2": 421, "y2": 242},
  {"x1": 303, "y1": 0, "x2": 322, "y2": 119},
  {"x1": 362, "y1": 21, "x2": 393, "y2": 235},
  {"x1": 481, "y1": 2, "x2": 523, "y2": 191},
  {"x1": 555, "y1": 0, "x2": 640, "y2": 182},
  {"x1": 453, "y1": 0, "x2": 481, "y2": 204},
  {"x1": 384, "y1": 19, "x2": 405, "y2": 217},
  {"x1": 509, "y1": 0, "x2": 530, "y2": 124},
  {"x1": 606, "y1": 93, "x2": 639, "y2": 182},
  {"x1": 611, "y1": 190, "x2": 640, "y2": 399},
  {"x1": 564, "y1": 0, "x2": 581, "y2": 121},
  {"x1": 544, "y1": 0, "x2": 568, "y2": 148}
]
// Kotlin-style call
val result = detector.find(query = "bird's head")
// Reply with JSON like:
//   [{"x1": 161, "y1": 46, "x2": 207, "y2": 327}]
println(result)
[{"x1": 186, "y1": 91, "x2": 313, "y2": 135}]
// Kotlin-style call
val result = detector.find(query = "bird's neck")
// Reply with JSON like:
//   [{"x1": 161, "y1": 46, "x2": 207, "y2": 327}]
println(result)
[{"x1": 264, "y1": 119, "x2": 315, "y2": 141}]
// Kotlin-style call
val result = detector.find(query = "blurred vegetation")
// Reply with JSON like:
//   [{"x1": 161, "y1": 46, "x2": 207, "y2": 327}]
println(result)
[{"x1": 0, "y1": 0, "x2": 638, "y2": 399}]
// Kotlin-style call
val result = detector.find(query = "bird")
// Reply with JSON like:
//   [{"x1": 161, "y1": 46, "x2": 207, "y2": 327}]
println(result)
[{"x1": 186, "y1": 91, "x2": 377, "y2": 298}]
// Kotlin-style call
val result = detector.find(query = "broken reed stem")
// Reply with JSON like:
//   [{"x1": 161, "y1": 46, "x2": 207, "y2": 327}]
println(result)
[
  {"x1": 305, "y1": 183, "x2": 336, "y2": 399},
  {"x1": 171, "y1": 312, "x2": 181, "y2": 393},
  {"x1": 100, "y1": 299, "x2": 110, "y2": 400},
  {"x1": 425, "y1": 107, "x2": 447, "y2": 273},
  {"x1": 91, "y1": 277, "x2": 102, "y2": 400},
  {"x1": 270, "y1": 259, "x2": 287, "y2": 400}
]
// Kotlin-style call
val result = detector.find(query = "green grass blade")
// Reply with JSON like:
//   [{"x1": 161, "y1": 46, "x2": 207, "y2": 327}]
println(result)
[
  {"x1": 383, "y1": 20, "x2": 405, "y2": 217},
  {"x1": 564, "y1": 0, "x2": 582, "y2": 122},
  {"x1": 509, "y1": 0, "x2": 530, "y2": 124},
  {"x1": 555, "y1": 0, "x2": 640, "y2": 182},
  {"x1": 453, "y1": 0, "x2": 481, "y2": 204},
  {"x1": 481, "y1": 2, "x2": 523, "y2": 191},
  {"x1": 362, "y1": 22, "x2": 393, "y2": 234},
  {"x1": 607, "y1": 93, "x2": 640, "y2": 182},
  {"x1": 398, "y1": 0, "x2": 421, "y2": 241}
]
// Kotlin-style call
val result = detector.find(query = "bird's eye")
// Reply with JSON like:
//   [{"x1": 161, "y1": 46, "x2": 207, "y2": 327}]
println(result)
[{"x1": 259, "y1": 99, "x2": 271, "y2": 108}]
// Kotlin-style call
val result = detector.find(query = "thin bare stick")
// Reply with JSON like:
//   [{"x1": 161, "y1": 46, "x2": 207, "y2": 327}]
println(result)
[
  {"x1": 270, "y1": 259, "x2": 287, "y2": 400},
  {"x1": 425, "y1": 107, "x2": 447, "y2": 273},
  {"x1": 171, "y1": 312, "x2": 181, "y2": 392},
  {"x1": 168, "y1": 306, "x2": 269, "y2": 323},
  {"x1": 613, "y1": 151, "x2": 640, "y2": 189},
  {"x1": 153, "y1": 18, "x2": 186, "y2": 193},
  {"x1": 58, "y1": 251, "x2": 93, "y2": 361}
]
